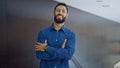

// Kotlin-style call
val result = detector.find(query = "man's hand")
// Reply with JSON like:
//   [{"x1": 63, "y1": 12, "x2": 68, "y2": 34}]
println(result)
[
  {"x1": 62, "y1": 39, "x2": 67, "y2": 48},
  {"x1": 35, "y1": 40, "x2": 47, "y2": 51}
]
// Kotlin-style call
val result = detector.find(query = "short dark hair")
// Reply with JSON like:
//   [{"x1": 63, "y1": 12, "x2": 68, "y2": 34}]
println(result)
[{"x1": 54, "y1": 3, "x2": 68, "y2": 13}]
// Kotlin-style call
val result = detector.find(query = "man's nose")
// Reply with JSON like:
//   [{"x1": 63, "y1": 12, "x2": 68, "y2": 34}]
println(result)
[{"x1": 58, "y1": 10, "x2": 63, "y2": 14}]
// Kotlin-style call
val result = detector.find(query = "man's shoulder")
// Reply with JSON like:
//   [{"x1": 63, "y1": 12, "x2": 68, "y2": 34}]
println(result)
[
  {"x1": 64, "y1": 27, "x2": 75, "y2": 39},
  {"x1": 38, "y1": 26, "x2": 51, "y2": 33},
  {"x1": 64, "y1": 27, "x2": 75, "y2": 35},
  {"x1": 64, "y1": 27, "x2": 74, "y2": 33}
]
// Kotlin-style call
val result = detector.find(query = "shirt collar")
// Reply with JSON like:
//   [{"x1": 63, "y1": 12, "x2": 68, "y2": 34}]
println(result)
[{"x1": 49, "y1": 24, "x2": 66, "y2": 32}]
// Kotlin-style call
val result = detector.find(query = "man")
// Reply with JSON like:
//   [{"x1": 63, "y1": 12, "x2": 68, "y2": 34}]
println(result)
[{"x1": 35, "y1": 3, "x2": 76, "y2": 68}]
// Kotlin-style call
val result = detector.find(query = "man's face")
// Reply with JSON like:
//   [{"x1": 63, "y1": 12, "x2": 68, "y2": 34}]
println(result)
[{"x1": 54, "y1": 5, "x2": 68, "y2": 24}]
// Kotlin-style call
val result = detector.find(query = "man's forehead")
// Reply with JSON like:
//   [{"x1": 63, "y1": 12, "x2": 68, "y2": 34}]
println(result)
[{"x1": 56, "y1": 5, "x2": 67, "y2": 10}]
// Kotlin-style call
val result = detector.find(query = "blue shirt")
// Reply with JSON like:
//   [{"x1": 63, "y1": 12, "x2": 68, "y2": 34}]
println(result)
[{"x1": 36, "y1": 25, "x2": 76, "y2": 68}]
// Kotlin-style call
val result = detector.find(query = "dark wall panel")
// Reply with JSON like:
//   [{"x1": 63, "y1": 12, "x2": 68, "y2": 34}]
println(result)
[
  {"x1": 0, "y1": 0, "x2": 7, "y2": 68},
  {"x1": 7, "y1": 17, "x2": 38, "y2": 68}
]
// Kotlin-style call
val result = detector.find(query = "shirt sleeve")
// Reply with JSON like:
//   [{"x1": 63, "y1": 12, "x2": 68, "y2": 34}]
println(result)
[
  {"x1": 46, "y1": 32, "x2": 76, "y2": 60},
  {"x1": 36, "y1": 51, "x2": 52, "y2": 60},
  {"x1": 36, "y1": 30, "x2": 53, "y2": 60}
]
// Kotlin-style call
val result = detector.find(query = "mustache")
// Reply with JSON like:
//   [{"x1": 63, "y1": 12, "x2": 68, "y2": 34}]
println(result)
[{"x1": 56, "y1": 14, "x2": 63, "y2": 17}]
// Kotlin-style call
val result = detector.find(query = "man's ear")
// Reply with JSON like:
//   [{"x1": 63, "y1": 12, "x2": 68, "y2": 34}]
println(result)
[
  {"x1": 66, "y1": 14, "x2": 68, "y2": 19},
  {"x1": 53, "y1": 12, "x2": 55, "y2": 16}
]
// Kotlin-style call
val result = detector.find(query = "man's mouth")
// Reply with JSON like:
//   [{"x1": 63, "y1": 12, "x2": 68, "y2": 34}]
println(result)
[
  {"x1": 57, "y1": 14, "x2": 63, "y2": 17},
  {"x1": 57, "y1": 16, "x2": 62, "y2": 20}
]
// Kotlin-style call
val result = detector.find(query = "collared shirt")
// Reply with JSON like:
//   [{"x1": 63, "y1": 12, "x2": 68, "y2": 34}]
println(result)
[{"x1": 36, "y1": 25, "x2": 76, "y2": 68}]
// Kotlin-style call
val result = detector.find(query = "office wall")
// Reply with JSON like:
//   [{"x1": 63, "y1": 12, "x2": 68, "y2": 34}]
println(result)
[
  {"x1": 0, "y1": 0, "x2": 7, "y2": 68},
  {"x1": 0, "y1": 0, "x2": 120, "y2": 68},
  {"x1": 68, "y1": 5, "x2": 120, "y2": 68}
]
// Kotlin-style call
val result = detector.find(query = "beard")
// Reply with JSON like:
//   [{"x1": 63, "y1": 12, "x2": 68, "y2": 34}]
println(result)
[{"x1": 54, "y1": 14, "x2": 66, "y2": 24}]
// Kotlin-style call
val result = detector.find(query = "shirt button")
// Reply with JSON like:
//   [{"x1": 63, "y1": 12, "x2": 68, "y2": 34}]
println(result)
[{"x1": 56, "y1": 39, "x2": 57, "y2": 41}]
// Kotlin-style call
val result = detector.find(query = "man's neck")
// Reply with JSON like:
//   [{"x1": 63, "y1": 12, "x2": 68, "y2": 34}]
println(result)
[{"x1": 53, "y1": 22, "x2": 64, "y2": 31}]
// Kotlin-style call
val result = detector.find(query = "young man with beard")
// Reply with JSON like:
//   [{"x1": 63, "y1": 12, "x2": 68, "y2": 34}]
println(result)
[{"x1": 35, "y1": 3, "x2": 76, "y2": 68}]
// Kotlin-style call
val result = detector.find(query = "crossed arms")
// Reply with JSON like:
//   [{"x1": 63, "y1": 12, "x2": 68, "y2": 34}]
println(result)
[{"x1": 35, "y1": 31, "x2": 75, "y2": 60}]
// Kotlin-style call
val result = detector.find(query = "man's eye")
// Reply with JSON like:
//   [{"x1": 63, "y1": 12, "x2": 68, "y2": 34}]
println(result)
[
  {"x1": 62, "y1": 10, "x2": 65, "y2": 13},
  {"x1": 56, "y1": 9, "x2": 60, "y2": 12}
]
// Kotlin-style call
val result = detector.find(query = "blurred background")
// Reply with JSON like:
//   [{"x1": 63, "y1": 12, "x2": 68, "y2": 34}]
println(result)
[{"x1": 0, "y1": 0, "x2": 120, "y2": 68}]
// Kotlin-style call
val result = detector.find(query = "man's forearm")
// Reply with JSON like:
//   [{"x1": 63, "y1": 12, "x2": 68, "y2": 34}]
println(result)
[{"x1": 45, "y1": 46, "x2": 74, "y2": 60}]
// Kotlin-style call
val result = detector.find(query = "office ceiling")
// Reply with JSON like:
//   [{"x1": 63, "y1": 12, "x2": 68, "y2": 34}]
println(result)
[{"x1": 55, "y1": 0, "x2": 120, "y2": 23}]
